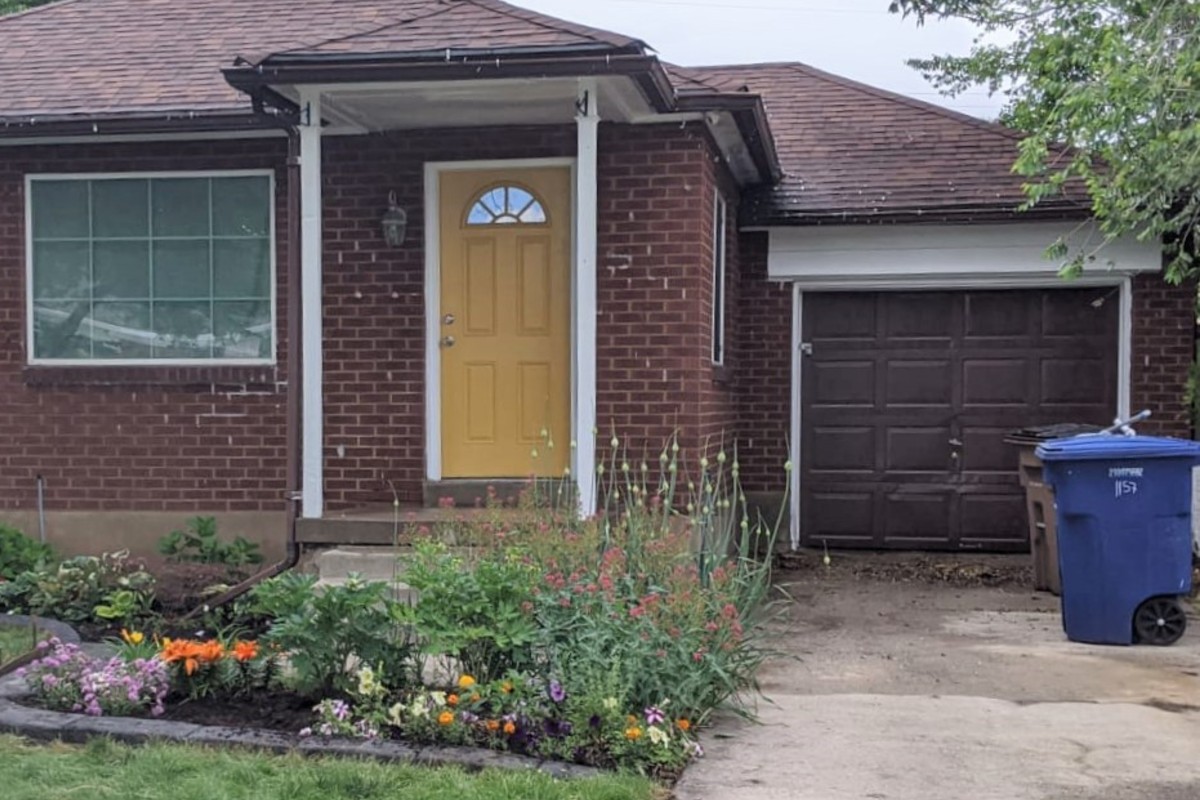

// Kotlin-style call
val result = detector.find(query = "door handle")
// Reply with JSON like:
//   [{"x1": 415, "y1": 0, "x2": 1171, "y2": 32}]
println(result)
[
  {"x1": 440, "y1": 335, "x2": 456, "y2": 348},
  {"x1": 949, "y1": 438, "x2": 963, "y2": 447},
  {"x1": 443, "y1": 313, "x2": 456, "y2": 326}
]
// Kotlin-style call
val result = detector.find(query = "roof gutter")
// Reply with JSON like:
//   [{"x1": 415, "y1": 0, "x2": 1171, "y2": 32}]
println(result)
[
  {"x1": 677, "y1": 92, "x2": 782, "y2": 184},
  {"x1": 0, "y1": 111, "x2": 276, "y2": 140},
  {"x1": 224, "y1": 52, "x2": 675, "y2": 113}
]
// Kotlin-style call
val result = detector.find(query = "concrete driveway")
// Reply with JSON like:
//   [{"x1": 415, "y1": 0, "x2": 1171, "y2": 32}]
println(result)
[{"x1": 675, "y1": 556, "x2": 1200, "y2": 800}]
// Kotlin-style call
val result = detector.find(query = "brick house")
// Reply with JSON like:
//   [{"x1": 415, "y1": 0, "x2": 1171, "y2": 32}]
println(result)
[{"x1": 0, "y1": 0, "x2": 1191, "y2": 558}]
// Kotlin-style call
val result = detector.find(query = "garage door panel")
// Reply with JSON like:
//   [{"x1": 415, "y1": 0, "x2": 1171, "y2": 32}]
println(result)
[
  {"x1": 959, "y1": 494, "x2": 1029, "y2": 546},
  {"x1": 885, "y1": 360, "x2": 952, "y2": 406},
  {"x1": 959, "y1": 426, "x2": 1018, "y2": 473},
  {"x1": 1041, "y1": 290, "x2": 1114, "y2": 337},
  {"x1": 963, "y1": 291, "x2": 1031, "y2": 338},
  {"x1": 809, "y1": 294, "x2": 877, "y2": 340},
  {"x1": 883, "y1": 492, "x2": 952, "y2": 544},
  {"x1": 1040, "y1": 358, "x2": 1109, "y2": 405},
  {"x1": 885, "y1": 293, "x2": 955, "y2": 340},
  {"x1": 801, "y1": 288, "x2": 1117, "y2": 551},
  {"x1": 809, "y1": 426, "x2": 875, "y2": 473},
  {"x1": 885, "y1": 427, "x2": 952, "y2": 472},
  {"x1": 810, "y1": 360, "x2": 876, "y2": 407},
  {"x1": 806, "y1": 490, "x2": 877, "y2": 544},
  {"x1": 962, "y1": 358, "x2": 1030, "y2": 406}
]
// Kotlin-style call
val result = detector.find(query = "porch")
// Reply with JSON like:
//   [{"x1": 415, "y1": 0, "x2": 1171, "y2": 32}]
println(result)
[{"x1": 220, "y1": 51, "x2": 773, "y2": 533}]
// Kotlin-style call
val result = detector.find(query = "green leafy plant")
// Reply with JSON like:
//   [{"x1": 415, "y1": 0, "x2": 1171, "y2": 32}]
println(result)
[
  {"x1": 158, "y1": 517, "x2": 263, "y2": 567},
  {"x1": 0, "y1": 524, "x2": 55, "y2": 581},
  {"x1": 252, "y1": 572, "x2": 414, "y2": 698},
  {"x1": 8, "y1": 552, "x2": 156, "y2": 626},
  {"x1": 402, "y1": 542, "x2": 540, "y2": 683}
]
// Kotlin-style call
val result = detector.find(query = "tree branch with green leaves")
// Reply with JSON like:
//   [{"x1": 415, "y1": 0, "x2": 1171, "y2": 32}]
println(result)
[{"x1": 891, "y1": 0, "x2": 1200, "y2": 283}]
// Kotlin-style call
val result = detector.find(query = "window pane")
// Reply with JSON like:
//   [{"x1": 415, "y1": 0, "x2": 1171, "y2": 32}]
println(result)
[
  {"x1": 212, "y1": 177, "x2": 271, "y2": 237},
  {"x1": 213, "y1": 239, "x2": 270, "y2": 298},
  {"x1": 214, "y1": 300, "x2": 272, "y2": 359},
  {"x1": 31, "y1": 181, "x2": 89, "y2": 239},
  {"x1": 154, "y1": 240, "x2": 211, "y2": 299},
  {"x1": 92, "y1": 301, "x2": 152, "y2": 360},
  {"x1": 152, "y1": 301, "x2": 212, "y2": 359},
  {"x1": 33, "y1": 241, "x2": 90, "y2": 299},
  {"x1": 92, "y1": 180, "x2": 149, "y2": 238},
  {"x1": 32, "y1": 300, "x2": 92, "y2": 359},
  {"x1": 93, "y1": 240, "x2": 150, "y2": 299},
  {"x1": 152, "y1": 178, "x2": 210, "y2": 237}
]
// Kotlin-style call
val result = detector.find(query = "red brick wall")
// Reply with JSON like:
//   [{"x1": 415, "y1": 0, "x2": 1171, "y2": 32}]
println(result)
[
  {"x1": 735, "y1": 232, "x2": 792, "y2": 493},
  {"x1": 0, "y1": 139, "x2": 291, "y2": 514},
  {"x1": 1129, "y1": 272, "x2": 1196, "y2": 438},
  {"x1": 594, "y1": 123, "x2": 724, "y2": 463}
]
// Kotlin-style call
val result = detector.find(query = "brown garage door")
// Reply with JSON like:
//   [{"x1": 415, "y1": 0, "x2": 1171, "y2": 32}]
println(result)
[{"x1": 801, "y1": 288, "x2": 1119, "y2": 551}]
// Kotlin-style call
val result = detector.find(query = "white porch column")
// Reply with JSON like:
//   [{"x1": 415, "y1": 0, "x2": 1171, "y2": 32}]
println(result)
[
  {"x1": 299, "y1": 88, "x2": 324, "y2": 519},
  {"x1": 574, "y1": 79, "x2": 600, "y2": 516}
]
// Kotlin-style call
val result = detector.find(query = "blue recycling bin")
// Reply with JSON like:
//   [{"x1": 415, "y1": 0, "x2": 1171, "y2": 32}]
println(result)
[{"x1": 1036, "y1": 434, "x2": 1199, "y2": 646}]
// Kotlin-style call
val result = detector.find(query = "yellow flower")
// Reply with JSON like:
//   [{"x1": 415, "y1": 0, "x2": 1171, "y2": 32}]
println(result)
[
  {"x1": 120, "y1": 629, "x2": 144, "y2": 646},
  {"x1": 501, "y1": 681, "x2": 514, "y2": 694},
  {"x1": 458, "y1": 675, "x2": 476, "y2": 689},
  {"x1": 438, "y1": 711, "x2": 454, "y2": 726},
  {"x1": 602, "y1": 697, "x2": 619, "y2": 712},
  {"x1": 624, "y1": 726, "x2": 643, "y2": 741},
  {"x1": 648, "y1": 726, "x2": 670, "y2": 746}
]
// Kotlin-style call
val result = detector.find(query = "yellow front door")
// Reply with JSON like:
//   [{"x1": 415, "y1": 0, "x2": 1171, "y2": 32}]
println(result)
[{"x1": 439, "y1": 167, "x2": 571, "y2": 478}]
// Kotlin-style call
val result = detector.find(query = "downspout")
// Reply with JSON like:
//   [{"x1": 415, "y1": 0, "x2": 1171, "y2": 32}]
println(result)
[{"x1": 182, "y1": 100, "x2": 303, "y2": 618}]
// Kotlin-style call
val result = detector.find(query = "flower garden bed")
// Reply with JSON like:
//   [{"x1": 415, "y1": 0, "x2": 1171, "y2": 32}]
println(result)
[{"x1": 0, "y1": 440, "x2": 782, "y2": 783}]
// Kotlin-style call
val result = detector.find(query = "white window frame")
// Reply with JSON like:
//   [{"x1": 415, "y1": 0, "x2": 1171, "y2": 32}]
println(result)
[
  {"x1": 711, "y1": 191, "x2": 728, "y2": 366},
  {"x1": 24, "y1": 169, "x2": 277, "y2": 367}
]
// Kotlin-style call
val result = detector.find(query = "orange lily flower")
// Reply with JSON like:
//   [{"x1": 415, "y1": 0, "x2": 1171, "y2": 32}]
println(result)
[{"x1": 232, "y1": 641, "x2": 259, "y2": 662}]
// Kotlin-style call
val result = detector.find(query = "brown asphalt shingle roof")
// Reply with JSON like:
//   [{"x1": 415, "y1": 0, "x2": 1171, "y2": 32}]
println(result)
[
  {"x1": 0, "y1": 0, "x2": 639, "y2": 121},
  {"x1": 0, "y1": 1, "x2": 1082, "y2": 224},
  {"x1": 680, "y1": 62, "x2": 1089, "y2": 225}
]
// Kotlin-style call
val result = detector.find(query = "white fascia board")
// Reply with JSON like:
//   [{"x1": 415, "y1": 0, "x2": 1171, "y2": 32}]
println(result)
[{"x1": 767, "y1": 222, "x2": 1163, "y2": 285}]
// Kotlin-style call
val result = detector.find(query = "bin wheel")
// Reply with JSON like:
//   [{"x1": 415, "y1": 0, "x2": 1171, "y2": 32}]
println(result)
[{"x1": 1133, "y1": 597, "x2": 1188, "y2": 646}]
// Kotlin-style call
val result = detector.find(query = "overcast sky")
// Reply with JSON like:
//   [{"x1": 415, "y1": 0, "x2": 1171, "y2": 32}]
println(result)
[{"x1": 513, "y1": 0, "x2": 1003, "y2": 119}]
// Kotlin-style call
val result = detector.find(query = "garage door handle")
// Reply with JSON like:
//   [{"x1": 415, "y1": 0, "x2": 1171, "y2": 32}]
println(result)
[{"x1": 949, "y1": 438, "x2": 963, "y2": 447}]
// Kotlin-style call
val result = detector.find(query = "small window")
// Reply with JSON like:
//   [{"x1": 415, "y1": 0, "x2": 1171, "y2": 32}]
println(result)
[
  {"x1": 711, "y1": 192, "x2": 728, "y2": 366},
  {"x1": 27, "y1": 173, "x2": 275, "y2": 365},
  {"x1": 466, "y1": 185, "x2": 547, "y2": 226}
]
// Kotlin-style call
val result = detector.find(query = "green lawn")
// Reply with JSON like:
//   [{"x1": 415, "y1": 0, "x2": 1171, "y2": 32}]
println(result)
[
  {"x1": 0, "y1": 736, "x2": 662, "y2": 800},
  {"x1": 0, "y1": 624, "x2": 41, "y2": 666}
]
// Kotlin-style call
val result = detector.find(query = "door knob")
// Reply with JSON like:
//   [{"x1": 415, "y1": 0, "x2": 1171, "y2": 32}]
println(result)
[
  {"x1": 440, "y1": 335, "x2": 456, "y2": 348},
  {"x1": 443, "y1": 313, "x2": 456, "y2": 326}
]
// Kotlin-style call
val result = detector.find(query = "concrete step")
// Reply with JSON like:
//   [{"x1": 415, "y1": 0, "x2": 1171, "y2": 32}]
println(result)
[
  {"x1": 313, "y1": 546, "x2": 409, "y2": 583},
  {"x1": 313, "y1": 577, "x2": 418, "y2": 606}
]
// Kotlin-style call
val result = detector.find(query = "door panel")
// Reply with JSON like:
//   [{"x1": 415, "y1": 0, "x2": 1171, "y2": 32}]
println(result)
[
  {"x1": 801, "y1": 288, "x2": 1119, "y2": 550},
  {"x1": 439, "y1": 168, "x2": 571, "y2": 478}
]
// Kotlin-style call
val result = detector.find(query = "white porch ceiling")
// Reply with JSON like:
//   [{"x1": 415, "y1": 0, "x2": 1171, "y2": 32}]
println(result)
[{"x1": 285, "y1": 76, "x2": 656, "y2": 132}]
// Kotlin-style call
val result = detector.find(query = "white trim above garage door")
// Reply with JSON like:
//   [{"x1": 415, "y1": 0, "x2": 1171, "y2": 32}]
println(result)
[{"x1": 767, "y1": 222, "x2": 1162, "y2": 286}]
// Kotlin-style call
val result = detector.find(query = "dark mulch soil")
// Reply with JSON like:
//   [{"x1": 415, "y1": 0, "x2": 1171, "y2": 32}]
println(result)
[
  {"x1": 157, "y1": 692, "x2": 314, "y2": 732},
  {"x1": 776, "y1": 550, "x2": 1034, "y2": 588}
]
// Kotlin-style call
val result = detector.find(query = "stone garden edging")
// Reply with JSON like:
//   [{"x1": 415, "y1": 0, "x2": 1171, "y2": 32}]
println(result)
[
  {"x1": 0, "y1": 615, "x2": 82, "y2": 677},
  {"x1": 0, "y1": 672, "x2": 601, "y2": 779}
]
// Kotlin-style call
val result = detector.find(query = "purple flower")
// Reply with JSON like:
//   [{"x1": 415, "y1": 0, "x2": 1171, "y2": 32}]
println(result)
[
  {"x1": 645, "y1": 706, "x2": 665, "y2": 726},
  {"x1": 330, "y1": 700, "x2": 351, "y2": 721},
  {"x1": 548, "y1": 680, "x2": 566, "y2": 704},
  {"x1": 588, "y1": 714, "x2": 602, "y2": 730}
]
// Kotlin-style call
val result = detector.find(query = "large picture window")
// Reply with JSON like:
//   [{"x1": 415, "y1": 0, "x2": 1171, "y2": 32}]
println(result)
[{"x1": 27, "y1": 172, "x2": 275, "y2": 364}]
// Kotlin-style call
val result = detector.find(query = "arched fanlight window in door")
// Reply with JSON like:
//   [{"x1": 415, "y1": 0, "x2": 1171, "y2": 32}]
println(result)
[{"x1": 466, "y1": 184, "x2": 548, "y2": 226}]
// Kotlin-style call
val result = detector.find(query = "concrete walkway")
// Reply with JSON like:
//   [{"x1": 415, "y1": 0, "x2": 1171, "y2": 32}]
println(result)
[{"x1": 675, "y1": 559, "x2": 1200, "y2": 800}]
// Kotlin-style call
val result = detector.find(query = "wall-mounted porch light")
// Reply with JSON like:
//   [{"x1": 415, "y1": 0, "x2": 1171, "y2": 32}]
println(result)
[{"x1": 381, "y1": 191, "x2": 408, "y2": 247}]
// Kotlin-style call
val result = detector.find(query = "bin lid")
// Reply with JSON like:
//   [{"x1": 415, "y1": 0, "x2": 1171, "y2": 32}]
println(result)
[
  {"x1": 1004, "y1": 422, "x2": 1102, "y2": 445},
  {"x1": 1036, "y1": 434, "x2": 1200, "y2": 462}
]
